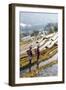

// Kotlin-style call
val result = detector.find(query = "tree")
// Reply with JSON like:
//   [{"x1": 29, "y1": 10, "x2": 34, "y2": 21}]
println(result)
[
  {"x1": 54, "y1": 26, "x2": 58, "y2": 32},
  {"x1": 31, "y1": 30, "x2": 39, "y2": 37}
]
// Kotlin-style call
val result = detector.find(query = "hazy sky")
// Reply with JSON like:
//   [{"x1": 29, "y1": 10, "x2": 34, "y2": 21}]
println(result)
[{"x1": 19, "y1": 12, "x2": 58, "y2": 26}]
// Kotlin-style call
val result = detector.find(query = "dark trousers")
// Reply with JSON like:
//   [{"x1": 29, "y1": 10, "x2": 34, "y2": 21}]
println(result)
[
  {"x1": 29, "y1": 59, "x2": 31, "y2": 72},
  {"x1": 37, "y1": 56, "x2": 39, "y2": 69}
]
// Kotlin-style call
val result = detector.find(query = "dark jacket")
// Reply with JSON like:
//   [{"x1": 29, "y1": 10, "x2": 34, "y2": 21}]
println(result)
[{"x1": 27, "y1": 49, "x2": 33, "y2": 57}]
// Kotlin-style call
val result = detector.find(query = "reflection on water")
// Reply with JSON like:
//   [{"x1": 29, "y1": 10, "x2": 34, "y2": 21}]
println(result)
[
  {"x1": 20, "y1": 53, "x2": 58, "y2": 77},
  {"x1": 36, "y1": 64, "x2": 58, "y2": 77}
]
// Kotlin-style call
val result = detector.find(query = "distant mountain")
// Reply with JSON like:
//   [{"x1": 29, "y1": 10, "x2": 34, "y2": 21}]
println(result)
[
  {"x1": 20, "y1": 23, "x2": 58, "y2": 38},
  {"x1": 20, "y1": 23, "x2": 44, "y2": 34},
  {"x1": 44, "y1": 23, "x2": 58, "y2": 34}
]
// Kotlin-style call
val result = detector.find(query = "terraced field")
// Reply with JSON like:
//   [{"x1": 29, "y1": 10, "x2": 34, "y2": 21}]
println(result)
[
  {"x1": 20, "y1": 32, "x2": 58, "y2": 77},
  {"x1": 20, "y1": 45, "x2": 58, "y2": 77},
  {"x1": 20, "y1": 44, "x2": 57, "y2": 68}
]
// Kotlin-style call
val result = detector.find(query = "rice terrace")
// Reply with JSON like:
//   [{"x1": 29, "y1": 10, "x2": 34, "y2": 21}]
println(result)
[{"x1": 19, "y1": 12, "x2": 58, "y2": 78}]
